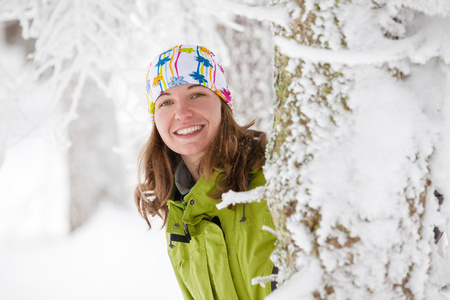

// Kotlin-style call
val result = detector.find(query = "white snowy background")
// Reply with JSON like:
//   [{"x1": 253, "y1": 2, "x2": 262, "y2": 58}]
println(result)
[
  {"x1": 0, "y1": 18, "x2": 182, "y2": 300},
  {"x1": 1, "y1": 0, "x2": 450, "y2": 299},
  {"x1": 0, "y1": 0, "x2": 274, "y2": 299}
]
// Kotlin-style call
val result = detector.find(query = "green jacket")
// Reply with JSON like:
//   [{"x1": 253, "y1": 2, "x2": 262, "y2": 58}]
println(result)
[{"x1": 166, "y1": 168, "x2": 276, "y2": 299}]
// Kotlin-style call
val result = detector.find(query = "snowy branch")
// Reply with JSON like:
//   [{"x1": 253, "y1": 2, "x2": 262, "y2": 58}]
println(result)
[
  {"x1": 263, "y1": 225, "x2": 277, "y2": 236},
  {"x1": 56, "y1": 69, "x2": 87, "y2": 138},
  {"x1": 400, "y1": 0, "x2": 450, "y2": 16},
  {"x1": 274, "y1": 35, "x2": 421, "y2": 65},
  {"x1": 251, "y1": 274, "x2": 278, "y2": 288},
  {"x1": 216, "y1": 186, "x2": 266, "y2": 210},
  {"x1": 274, "y1": 16, "x2": 450, "y2": 65},
  {"x1": 200, "y1": 0, "x2": 290, "y2": 29}
]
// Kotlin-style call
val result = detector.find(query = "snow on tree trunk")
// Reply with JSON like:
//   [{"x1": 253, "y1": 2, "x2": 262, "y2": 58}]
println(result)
[
  {"x1": 0, "y1": 0, "x2": 136, "y2": 231},
  {"x1": 265, "y1": 1, "x2": 450, "y2": 299},
  {"x1": 67, "y1": 78, "x2": 126, "y2": 231},
  {"x1": 0, "y1": 22, "x2": 34, "y2": 169},
  {"x1": 217, "y1": 10, "x2": 274, "y2": 132}
]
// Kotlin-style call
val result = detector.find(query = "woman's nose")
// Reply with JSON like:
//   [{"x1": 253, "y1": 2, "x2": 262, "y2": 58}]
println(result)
[{"x1": 174, "y1": 101, "x2": 193, "y2": 120}]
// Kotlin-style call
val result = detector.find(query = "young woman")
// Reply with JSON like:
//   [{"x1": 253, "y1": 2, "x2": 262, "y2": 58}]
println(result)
[{"x1": 135, "y1": 45, "x2": 276, "y2": 299}]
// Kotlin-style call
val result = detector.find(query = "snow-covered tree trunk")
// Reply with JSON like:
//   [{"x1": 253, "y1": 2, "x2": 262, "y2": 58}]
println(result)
[
  {"x1": 0, "y1": 21, "x2": 35, "y2": 169},
  {"x1": 67, "y1": 78, "x2": 126, "y2": 231},
  {"x1": 0, "y1": 0, "x2": 137, "y2": 231},
  {"x1": 265, "y1": 1, "x2": 450, "y2": 299},
  {"x1": 217, "y1": 8, "x2": 274, "y2": 131}
]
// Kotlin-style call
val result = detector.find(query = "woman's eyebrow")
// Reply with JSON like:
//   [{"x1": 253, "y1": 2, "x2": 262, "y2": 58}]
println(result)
[
  {"x1": 158, "y1": 91, "x2": 171, "y2": 97},
  {"x1": 158, "y1": 84, "x2": 204, "y2": 99},
  {"x1": 187, "y1": 84, "x2": 204, "y2": 90}
]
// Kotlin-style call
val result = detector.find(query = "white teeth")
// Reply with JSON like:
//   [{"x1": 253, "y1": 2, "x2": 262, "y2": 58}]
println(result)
[{"x1": 176, "y1": 126, "x2": 202, "y2": 135}]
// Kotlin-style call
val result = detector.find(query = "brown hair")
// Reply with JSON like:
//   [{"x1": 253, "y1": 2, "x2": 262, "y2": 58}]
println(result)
[{"x1": 134, "y1": 100, "x2": 267, "y2": 229}]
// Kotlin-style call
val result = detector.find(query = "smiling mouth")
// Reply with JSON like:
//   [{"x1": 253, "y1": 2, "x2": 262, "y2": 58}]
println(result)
[{"x1": 175, "y1": 125, "x2": 203, "y2": 135}]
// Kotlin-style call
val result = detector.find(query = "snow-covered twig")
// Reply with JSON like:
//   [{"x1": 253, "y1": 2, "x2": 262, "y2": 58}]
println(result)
[
  {"x1": 262, "y1": 225, "x2": 277, "y2": 237},
  {"x1": 216, "y1": 186, "x2": 266, "y2": 210},
  {"x1": 251, "y1": 274, "x2": 278, "y2": 288},
  {"x1": 56, "y1": 68, "x2": 87, "y2": 139},
  {"x1": 201, "y1": 0, "x2": 290, "y2": 29}
]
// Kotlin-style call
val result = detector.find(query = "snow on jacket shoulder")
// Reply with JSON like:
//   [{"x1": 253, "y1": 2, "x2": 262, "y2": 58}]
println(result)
[{"x1": 166, "y1": 168, "x2": 276, "y2": 300}]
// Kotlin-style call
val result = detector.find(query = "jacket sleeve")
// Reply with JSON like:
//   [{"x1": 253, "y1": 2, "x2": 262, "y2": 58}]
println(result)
[{"x1": 171, "y1": 263, "x2": 195, "y2": 300}]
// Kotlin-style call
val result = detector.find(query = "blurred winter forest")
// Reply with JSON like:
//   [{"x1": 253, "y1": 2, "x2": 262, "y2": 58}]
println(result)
[
  {"x1": 2, "y1": 0, "x2": 450, "y2": 299},
  {"x1": 0, "y1": 0, "x2": 273, "y2": 299}
]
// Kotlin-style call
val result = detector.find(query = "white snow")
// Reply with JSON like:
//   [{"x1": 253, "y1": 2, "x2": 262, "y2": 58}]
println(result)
[
  {"x1": 200, "y1": 0, "x2": 290, "y2": 29},
  {"x1": 265, "y1": 1, "x2": 450, "y2": 299},
  {"x1": 0, "y1": 15, "x2": 182, "y2": 299},
  {"x1": 2, "y1": 1, "x2": 450, "y2": 299},
  {"x1": 216, "y1": 186, "x2": 265, "y2": 209},
  {"x1": 0, "y1": 203, "x2": 182, "y2": 300},
  {"x1": 266, "y1": 260, "x2": 323, "y2": 300},
  {"x1": 274, "y1": 15, "x2": 450, "y2": 66}
]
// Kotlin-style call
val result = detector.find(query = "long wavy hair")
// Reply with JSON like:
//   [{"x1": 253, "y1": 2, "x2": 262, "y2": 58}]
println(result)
[{"x1": 135, "y1": 100, "x2": 267, "y2": 229}]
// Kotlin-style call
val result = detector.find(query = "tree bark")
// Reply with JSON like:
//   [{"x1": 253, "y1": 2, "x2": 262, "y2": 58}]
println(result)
[
  {"x1": 217, "y1": 11, "x2": 274, "y2": 131},
  {"x1": 68, "y1": 78, "x2": 126, "y2": 231},
  {"x1": 265, "y1": 1, "x2": 449, "y2": 298}
]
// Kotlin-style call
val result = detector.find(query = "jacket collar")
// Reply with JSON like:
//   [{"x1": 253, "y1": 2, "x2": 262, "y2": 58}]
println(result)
[
  {"x1": 168, "y1": 169, "x2": 221, "y2": 227},
  {"x1": 174, "y1": 160, "x2": 196, "y2": 195}
]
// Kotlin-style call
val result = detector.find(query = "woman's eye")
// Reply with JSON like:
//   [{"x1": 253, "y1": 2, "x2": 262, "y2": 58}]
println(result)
[
  {"x1": 159, "y1": 100, "x2": 172, "y2": 107},
  {"x1": 192, "y1": 93, "x2": 204, "y2": 99}
]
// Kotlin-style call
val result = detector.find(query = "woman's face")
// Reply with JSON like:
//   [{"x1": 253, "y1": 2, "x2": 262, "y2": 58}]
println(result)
[{"x1": 154, "y1": 84, "x2": 222, "y2": 163}]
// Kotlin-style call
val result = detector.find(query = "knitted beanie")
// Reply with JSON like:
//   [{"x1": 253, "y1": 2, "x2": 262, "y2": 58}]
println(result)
[{"x1": 145, "y1": 45, "x2": 234, "y2": 121}]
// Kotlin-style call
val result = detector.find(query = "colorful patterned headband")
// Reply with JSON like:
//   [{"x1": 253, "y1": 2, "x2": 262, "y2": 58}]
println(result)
[{"x1": 145, "y1": 45, "x2": 234, "y2": 121}]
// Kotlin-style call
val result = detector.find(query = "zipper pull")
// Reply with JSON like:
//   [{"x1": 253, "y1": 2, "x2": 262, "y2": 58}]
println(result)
[{"x1": 239, "y1": 204, "x2": 246, "y2": 223}]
